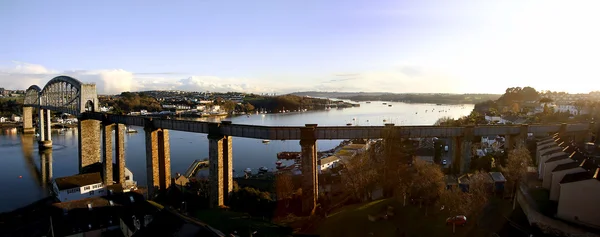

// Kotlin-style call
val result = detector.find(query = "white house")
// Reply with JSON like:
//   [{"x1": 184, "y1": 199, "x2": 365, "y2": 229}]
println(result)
[
  {"x1": 318, "y1": 156, "x2": 341, "y2": 174},
  {"x1": 556, "y1": 168, "x2": 600, "y2": 228},
  {"x1": 52, "y1": 172, "x2": 106, "y2": 202},
  {"x1": 0, "y1": 117, "x2": 6, "y2": 123},
  {"x1": 537, "y1": 144, "x2": 565, "y2": 179},
  {"x1": 550, "y1": 159, "x2": 591, "y2": 201},
  {"x1": 11, "y1": 114, "x2": 21, "y2": 122},
  {"x1": 541, "y1": 152, "x2": 571, "y2": 189}
]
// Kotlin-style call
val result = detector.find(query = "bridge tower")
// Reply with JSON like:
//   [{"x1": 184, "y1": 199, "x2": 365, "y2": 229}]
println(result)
[
  {"x1": 207, "y1": 121, "x2": 233, "y2": 208},
  {"x1": 144, "y1": 120, "x2": 172, "y2": 198},
  {"x1": 300, "y1": 124, "x2": 319, "y2": 214}
]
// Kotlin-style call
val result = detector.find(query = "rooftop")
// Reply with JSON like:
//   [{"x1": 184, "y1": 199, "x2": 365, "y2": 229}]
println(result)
[
  {"x1": 560, "y1": 168, "x2": 600, "y2": 184},
  {"x1": 545, "y1": 153, "x2": 569, "y2": 163},
  {"x1": 319, "y1": 155, "x2": 340, "y2": 165},
  {"x1": 489, "y1": 172, "x2": 507, "y2": 182},
  {"x1": 53, "y1": 172, "x2": 103, "y2": 190}
]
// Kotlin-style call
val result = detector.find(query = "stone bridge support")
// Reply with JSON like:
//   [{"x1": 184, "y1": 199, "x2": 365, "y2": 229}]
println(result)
[
  {"x1": 102, "y1": 123, "x2": 127, "y2": 185},
  {"x1": 208, "y1": 121, "x2": 233, "y2": 208},
  {"x1": 145, "y1": 126, "x2": 171, "y2": 198},
  {"x1": 22, "y1": 106, "x2": 35, "y2": 134},
  {"x1": 300, "y1": 124, "x2": 318, "y2": 214},
  {"x1": 460, "y1": 126, "x2": 474, "y2": 174},
  {"x1": 383, "y1": 123, "x2": 400, "y2": 196},
  {"x1": 79, "y1": 119, "x2": 101, "y2": 173},
  {"x1": 38, "y1": 109, "x2": 52, "y2": 149},
  {"x1": 518, "y1": 125, "x2": 528, "y2": 148}
]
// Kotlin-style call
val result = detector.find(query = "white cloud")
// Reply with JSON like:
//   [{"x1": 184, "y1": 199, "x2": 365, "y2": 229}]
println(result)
[{"x1": 0, "y1": 61, "x2": 467, "y2": 95}]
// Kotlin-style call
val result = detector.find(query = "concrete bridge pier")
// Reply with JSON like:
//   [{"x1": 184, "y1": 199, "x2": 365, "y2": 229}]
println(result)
[
  {"x1": 144, "y1": 126, "x2": 172, "y2": 198},
  {"x1": 78, "y1": 119, "x2": 101, "y2": 173},
  {"x1": 207, "y1": 122, "x2": 233, "y2": 208},
  {"x1": 300, "y1": 124, "x2": 318, "y2": 214},
  {"x1": 452, "y1": 136, "x2": 461, "y2": 174},
  {"x1": 460, "y1": 126, "x2": 474, "y2": 174},
  {"x1": 102, "y1": 123, "x2": 127, "y2": 185},
  {"x1": 383, "y1": 123, "x2": 400, "y2": 196},
  {"x1": 38, "y1": 109, "x2": 52, "y2": 149},
  {"x1": 22, "y1": 106, "x2": 35, "y2": 134},
  {"x1": 517, "y1": 125, "x2": 528, "y2": 148}
]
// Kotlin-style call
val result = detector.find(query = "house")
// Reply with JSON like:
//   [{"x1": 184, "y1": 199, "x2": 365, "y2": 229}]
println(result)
[
  {"x1": 0, "y1": 117, "x2": 6, "y2": 123},
  {"x1": 413, "y1": 147, "x2": 435, "y2": 164},
  {"x1": 50, "y1": 192, "x2": 161, "y2": 237},
  {"x1": 550, "y1": 158, "x2": 597, "y2": 201},
  {"x1": 541, "y1": 152, "x2": 572, "y2": 189},
  {"x1": 52, "y1": 172, "x2": 106, "y2": 202},
  {"x1": 556, "y1": 168, "x2": 600, "y2": 228},
  {"x1": 174, "y1": 174, "x2": 190, "y2": 189},
  {"x1": 318, "y1": 155, "x2": 341, "y2": 174},
  {"x1": 539, "y1": 145, "x2": 576, "y2": 185},
  {"x1": 489, "y1": 172, "x2": 507, "y2": 193},
  {"x1": 10, "y1": 114, "x2": 21, "y2": 122},
  {"x1": 444, "y1": 175, "x2": 458, "y2": 190},
  {"x1": 537, "y1": 143, "x2": 566, "y2": 179}
]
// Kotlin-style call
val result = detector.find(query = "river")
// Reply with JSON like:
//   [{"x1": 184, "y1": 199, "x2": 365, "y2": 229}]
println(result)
[{"x1": 0, "y1": 101, "x2": 473, "y2": 212}]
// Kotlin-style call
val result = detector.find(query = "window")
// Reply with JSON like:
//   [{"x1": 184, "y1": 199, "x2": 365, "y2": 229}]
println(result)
[
  {"x1": 84, "y1": 186, "x2": 90, "y2": 190},
  {"x1": 89, "y1": 190, "x2": 95, "y2": 196}
]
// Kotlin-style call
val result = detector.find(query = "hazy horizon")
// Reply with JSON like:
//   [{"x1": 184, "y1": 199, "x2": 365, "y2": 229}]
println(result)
[{"x1": 2, "y1": 0, "x2": 599, "y2": 95}]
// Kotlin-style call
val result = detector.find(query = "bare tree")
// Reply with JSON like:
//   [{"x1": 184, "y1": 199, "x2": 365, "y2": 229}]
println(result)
[
  {"x1": 410, "y1": 159, "x2": 445, "y2": 215},
  {"x1": 275, "y1": 173, "x2": 295, "y2": 200},
  {"x1": 394, "y1": 163, "x2": 413, "y2": 207},
  {"x1": 340, "y1": 152, "x2": 378, "y2": 201},
  {"x1": 439, "y1": 187, "x2": 469, "y2": 233},
  {"x1": 466, "y1": 171, "x2": 491, "y2": 225},
  {"x1": 501, "y1": 147, "x2": 531, "y2": 196}
]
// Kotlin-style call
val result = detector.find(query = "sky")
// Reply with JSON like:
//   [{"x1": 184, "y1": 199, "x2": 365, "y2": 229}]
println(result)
[{"x1": 1, "y1": 0, "x2": 600, "y2": 95}]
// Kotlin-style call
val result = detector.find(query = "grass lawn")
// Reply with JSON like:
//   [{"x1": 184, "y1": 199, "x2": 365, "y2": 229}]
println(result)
[
  {"x1": 195, "y1": 209, "x2": 293, "y2": 237},
  {"x1": 316, "y1": 198, "x2": 475, "y2": 237}
]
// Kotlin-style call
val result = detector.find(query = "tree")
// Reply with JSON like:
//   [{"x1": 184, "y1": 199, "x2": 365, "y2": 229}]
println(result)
[
  {"x1": 439, "y1": 187, "x2": 469, "y2": 233},
  {"x1": 539, "y1": 97, "x2": 553, "y2": 104},
  {"x1": 275, "y1": 173, "x2": 294, "y2": 201},
  {"x1": 434, "y1": 116, "x2": 455, "y2": 126},
  {"x1": 410, "y1": 159, "x2": 445, "y2": 215},
  {"x1": 466, "y1": 171, "x2": 491, "y2": 225},
  {"x1": 501, "y1": 147, "x2": 531, "y2": 197},
  {"x1": 340, "y1": 152, "x2": 378, "y2": 201}
]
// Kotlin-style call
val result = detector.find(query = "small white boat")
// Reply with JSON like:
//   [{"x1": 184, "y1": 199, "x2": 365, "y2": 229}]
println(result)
[
  {"x1": 126, "y1": 126, "x2": 138, "y2": 133},
  {"x1": 244, "y1": 168, "x2": 252, "y2": 174},
  {"x1": 262, "y1": 139, "x2": 270, "y2": 144},
  {"x1": 259, "y1": 166, "x2": 269, "y2": 172}
]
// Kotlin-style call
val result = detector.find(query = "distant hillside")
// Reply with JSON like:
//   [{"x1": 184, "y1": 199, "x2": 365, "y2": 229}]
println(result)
[
  {"x1": 289, "y1": 91, "x2": 501, "y2": 105},
  {"x1": 289, "y1": 91, "x2": 387, "y2": 98}
]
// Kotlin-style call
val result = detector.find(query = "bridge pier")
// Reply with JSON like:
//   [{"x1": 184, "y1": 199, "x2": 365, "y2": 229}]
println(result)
[
  {"x1": 300, "y1": 124, "x2": 318, "y2": 214},
  {"x1": 383, "y1": 123, "x2": 400, "y2": 196},
  {"x1": 78, "y1": 119, "x2": 101, "y2": 173},
  {"x1": 102, "y1": 123, "x2": 126, "y2": 185},
  {"x1": 208, "y1": 122, "x2": 233, "y2": 208},
  {"x1": 144, "y1": 126, "x2": 172, "y2": 198},
  {"x1": 22, "y1": 106, "x2": 35, "y2": 134},
  {"x1": 38, "y1": 109, "x2": 52, "y2": 149},
  {"x1": 460, "y1": 126, "x2": 474, "y2": 174}
]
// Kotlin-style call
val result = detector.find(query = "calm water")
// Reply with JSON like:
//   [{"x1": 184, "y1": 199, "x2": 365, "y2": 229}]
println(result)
[{"x1": 0, "y1": 101, "x2": 473, "y2": 212}]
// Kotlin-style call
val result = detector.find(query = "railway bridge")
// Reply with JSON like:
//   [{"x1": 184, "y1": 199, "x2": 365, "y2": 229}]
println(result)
[{"x1": 21, "y1": 75, "x2": 597, "y2": 214}]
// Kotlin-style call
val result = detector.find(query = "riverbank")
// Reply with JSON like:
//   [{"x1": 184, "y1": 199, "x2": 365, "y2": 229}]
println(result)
[{"x1": 0, "y1": 123, "x2": 19, "y2": 129}]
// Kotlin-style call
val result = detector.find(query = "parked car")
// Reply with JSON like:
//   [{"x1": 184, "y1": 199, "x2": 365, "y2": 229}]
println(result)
[
  {"x1": 444, "y1": 145, "x2": 449, "y2": 152},
  {"x1": 446, "y1": 215, "x2": 467, "y2": 226},
  {"x1": 442, "y1": 159, "x2": 447, "y2": 165}
]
